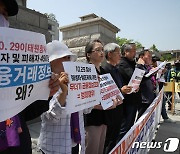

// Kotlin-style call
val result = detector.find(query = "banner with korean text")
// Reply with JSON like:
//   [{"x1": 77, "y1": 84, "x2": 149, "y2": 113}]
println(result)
[
  {"x1": 110, "y1": 89, "x2": 163, "y2": 154},
  {"x1": 0, "y1": 27, "x2": 51, "y2": 122},
  {"x1": 63, "y1": 62, "x2": 101, "y2": 114}
]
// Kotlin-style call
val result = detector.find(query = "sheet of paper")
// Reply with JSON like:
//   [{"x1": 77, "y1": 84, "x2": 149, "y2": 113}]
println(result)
[
  {"x1": 156, "y1": 61, "x2": 166, "y2": 82},
  {"x1": 145, "y1": 61, "x2": 166, "y2": 77},
  {"x1": 128, "y1": 68, "x2": 145, "y2": 94},
  {"x1": 99, "y1": 73, "x2": 124, "y2": 110},
  {"x1": 63, "y1": 62, "x2": 101, "y2": 114}
]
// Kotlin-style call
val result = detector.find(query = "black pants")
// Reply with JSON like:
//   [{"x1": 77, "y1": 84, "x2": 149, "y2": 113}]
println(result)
[
  {"x1": 137, "y1": 103, "x2": 150, "y2": 120},
  {"x1": 104, "y1": 105, "x2": 127, "y2": 154},
  {"x1": 123, "y1": 102, "x2": 139, "y2": 132},
  {"x1": 72, "y1": 144, "x2": 79, "y2": 154}
]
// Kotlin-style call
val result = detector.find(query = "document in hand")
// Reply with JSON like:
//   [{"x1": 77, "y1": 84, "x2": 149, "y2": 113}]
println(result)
[
  {"x1": 145, "y1": 61, "x2": 166, "y2": 77},
  {"x1": 156, "y1": 61, "x2": 166, "y2": 82},
  {"x1": 128, "y1": 68, "x2": 145, "y2": 94},
  {"x1": 99, "y1": 73, "x2": 124, "y2": 110}
]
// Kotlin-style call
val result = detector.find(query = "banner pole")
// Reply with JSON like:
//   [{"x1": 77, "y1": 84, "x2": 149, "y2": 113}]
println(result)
[{"x1": 171, "y1": 79, "x2": 175, "y2": 115}]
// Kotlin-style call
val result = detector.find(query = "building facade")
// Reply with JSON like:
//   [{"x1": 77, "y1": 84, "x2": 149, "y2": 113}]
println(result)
[
  {"x1": 8, "y1": 0, "x2": 53, "y2": 43},
  {"x1": 60, "y1": 13, "x2": 120, "y2": 61},
  {"x1": 48, "y1": 18, "x2": 59, "y2": 41}
]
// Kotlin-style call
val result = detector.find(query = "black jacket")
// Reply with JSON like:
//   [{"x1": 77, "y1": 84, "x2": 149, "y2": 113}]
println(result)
[
  {"x1": 137, "y1": 64, "x2": 155, "y2": 104},
  {"x1": 118, "y1": 57, "x2": 141, "y2": 104},
  {"x1": 102, "y1": 62, "x2": 125, "y2": 127},
  {"x1": 102, "y1": 62, "x2": 123, "y2": 89}
]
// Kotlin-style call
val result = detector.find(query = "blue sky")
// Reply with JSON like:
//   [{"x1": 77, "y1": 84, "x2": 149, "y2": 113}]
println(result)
[{"x1": 27, "y1": 0, "x2": 180, "y2": 51}]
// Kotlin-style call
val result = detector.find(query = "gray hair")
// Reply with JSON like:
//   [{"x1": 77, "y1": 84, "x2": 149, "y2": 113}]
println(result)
[
  {"x1": 121, "y1": 43, "x2": 135, "y2": 56},
  {"x1": 104, "y1": 43, "x2": 120, "y2": 59}
]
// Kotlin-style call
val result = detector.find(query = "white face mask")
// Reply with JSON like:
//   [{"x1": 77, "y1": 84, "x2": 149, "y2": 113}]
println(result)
[{"x1": 0, "y1": 14, "x2": 9, "y2": 27}]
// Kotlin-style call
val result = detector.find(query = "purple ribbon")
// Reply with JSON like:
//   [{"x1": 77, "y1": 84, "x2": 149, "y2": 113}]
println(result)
[
  {"x1": 70, "y1": 112, "x2": 81, "y2": 144},
  {"x1": 0, "y1": 115, "x2": 21, "y2": 151}
]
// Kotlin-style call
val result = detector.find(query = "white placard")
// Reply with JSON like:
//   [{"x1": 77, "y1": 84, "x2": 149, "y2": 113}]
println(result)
[
  {"x1": 99, "y1": 73, "x2": 124, "y2": 110},
  {"x1": 0, "y1": 27, "x2": 51, "y2": 122},
  {"x1": 63, "y1": 62, "x2": 101, "y2": 114},
  {"x1": 156, "y1": 61, "x2": 166, "y2": 82},
  {"x1": 128, "y1": 68, "x2": 145, "y2": 94},
  {"x1": 145, "y1": 61, "x2": 166, "y2": 77}
]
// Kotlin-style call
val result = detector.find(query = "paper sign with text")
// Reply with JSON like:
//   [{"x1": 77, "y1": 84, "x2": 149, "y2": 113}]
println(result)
[
  {"x1": 99, "y1": 73, "x2": 124, "y2": 110},
  {"x1": 156, "y1": 61, "x2": 166, "y2": 82},
  {"x1": 128, "y1": 68, "x2": 145, "y2": 94},
  {"x1": 0, "y1": 27, "x2": 51, "y2": 122},
  {"x1": 145, "y1": 61, "x2": 166, "y2": 77},
  {"x1": 63, "y1": 62, "x2": 101, "y2": 114}
]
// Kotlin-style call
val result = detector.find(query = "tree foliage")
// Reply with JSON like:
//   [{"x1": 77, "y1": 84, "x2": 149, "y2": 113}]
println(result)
[
  {"x1": 160, "y1": 53, "x2": 173, "y2": 61},
  {"x1": 150, "y1": 44, "x2": 159, "y2": 52},
  {"x1": 44, "y1": 13, "x2": 58, "y2": 22},
  {"x1": 116, "y1": 37, "x2": 143, "y2": 50}
]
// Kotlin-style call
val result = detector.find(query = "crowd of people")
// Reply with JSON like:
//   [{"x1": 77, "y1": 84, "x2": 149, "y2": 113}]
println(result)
[{"x1": 0, "y1": 0, "x2": 179, "y2": 154}]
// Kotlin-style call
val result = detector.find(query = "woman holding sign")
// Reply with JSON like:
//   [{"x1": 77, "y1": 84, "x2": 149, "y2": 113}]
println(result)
[{"x1": 84, "y1": 39, "x2": 119, "y2": 154}]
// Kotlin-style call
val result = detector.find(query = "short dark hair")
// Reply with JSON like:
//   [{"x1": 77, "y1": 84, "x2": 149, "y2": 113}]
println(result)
[
  {"x1": 121, "y1": 43, "x2": 135, "y2": 56},
  {"x1": 138, "y1": 49, "x2": 151, "y2": 59},
  {"x1": 152, "y1": 56, "x2": 160, "y2": 63},
  {"x1": 85, "y1": 39, "x2": 103, "y2": 62}
]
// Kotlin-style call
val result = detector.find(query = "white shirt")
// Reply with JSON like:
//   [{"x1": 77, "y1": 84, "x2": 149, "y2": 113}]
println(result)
[{"x1": 38, "y1": 90, "x2": 92, "y2": 154}]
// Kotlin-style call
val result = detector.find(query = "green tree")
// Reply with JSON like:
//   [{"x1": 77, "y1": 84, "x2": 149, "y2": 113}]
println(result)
[
  {"x1": 161, "y1": 53, "x2": 173, "y2": 61},
  {"x1": 134, "y1": 41, "x2": 143, "y2": 50},
  {"x1": 116, "y1": 37, "x2": 143, "y2": 50},
  {"x1": 150, "y1": 44, "x2": 159, "y2": 52},
  {"x1": 116, "y1": 37, "x2": 134, "y2": 47},
  {"x1": 44, "y1": 13, "x2": 58, "y2": 22}
]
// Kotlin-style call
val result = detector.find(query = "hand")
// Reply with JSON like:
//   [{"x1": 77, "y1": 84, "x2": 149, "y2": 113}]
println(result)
[
  {"x1": 94, "y1": 104, "x2": 103, "y2": 110},
  {"x1": 137, "y1": 58, "x2": 145, "y2": 65},
  {"x1": 106, "y1": 99, "x2": 117, "y2": 110},
  {"x1": 121, "y1": 85, "x2": 132, "y2": 94},
  {"x1": 116, "y1": 95, "x2": 123, "y2": 105},
  {"x1": 150, "y1": 67, "x2": 158, "y2": 75},
  {"x1": 134, "y1": 87, "x2": 139, "y2": 93},
  {"x1": 49, "y1": 73, "x2": 60, "y2": 97},
  {"x1": 59, "y1": 72, "x2": 69, "y2": 93},
  {"x1": 57, "y1": 72, "x2": 69, "y2": 107},
  {"x1": 49, "y1": 72, "x2": 68, "y2": 97}
]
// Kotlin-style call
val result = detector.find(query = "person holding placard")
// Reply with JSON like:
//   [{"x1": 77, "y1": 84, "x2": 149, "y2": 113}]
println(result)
[
  {"x1": 118, "y1": 43, "x2": 142, "y2": 131},
  {"x1": 136, "y1": 49, "x2": 156, "y2": 119},
  {"x1": 38, "y1": 40, "x2": 93, "y2": 154},
  {"x1": 84, "y1": 39, "x2": 107, "y2": 154},
  {"x1": 102, "y1": 43, "x2": 132, "y2": 153},
  {"x1": 84, "y1": 39, "x2": 120, "y2": 154}
]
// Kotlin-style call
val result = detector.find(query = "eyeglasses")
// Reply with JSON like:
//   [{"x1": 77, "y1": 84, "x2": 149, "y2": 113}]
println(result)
[{"x1": 92, "y1": 48, "x2": 104, "y2": 53}]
